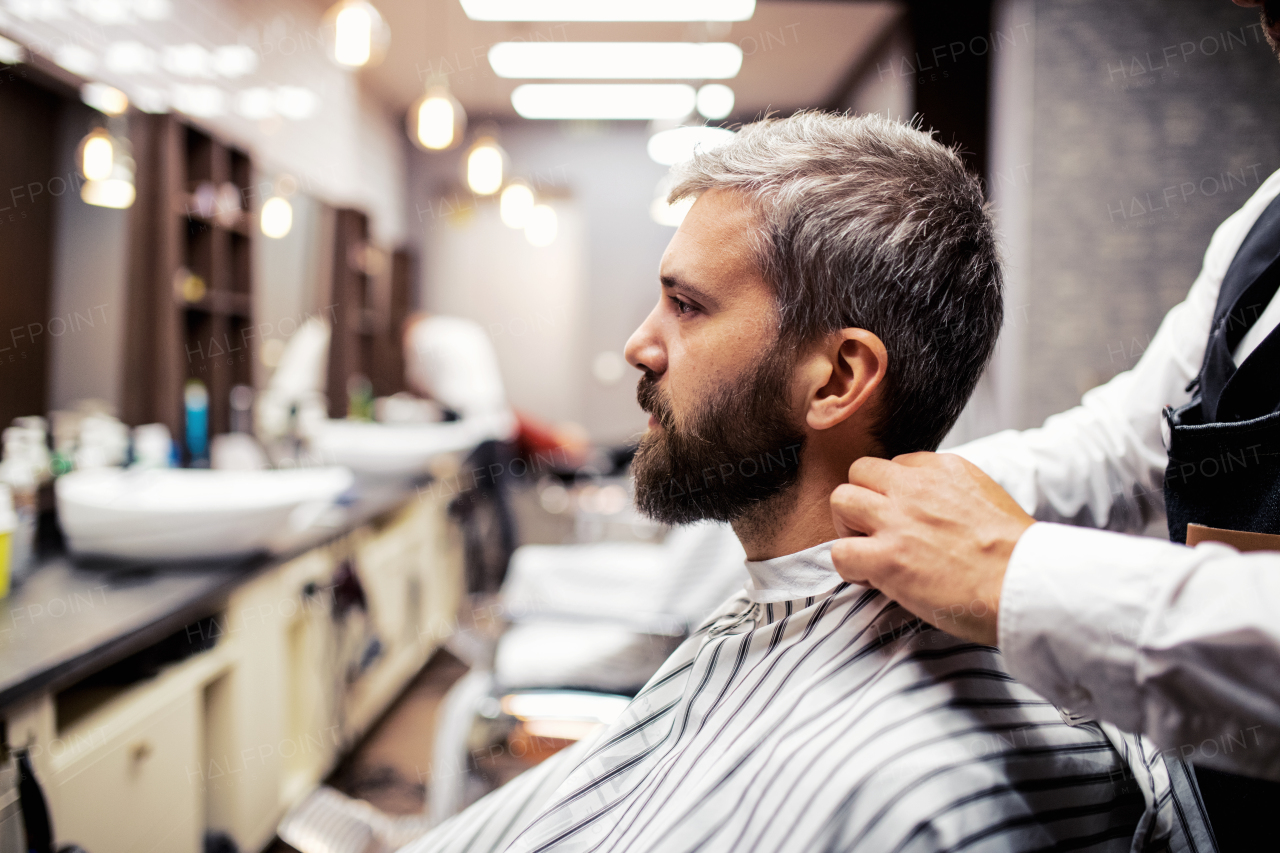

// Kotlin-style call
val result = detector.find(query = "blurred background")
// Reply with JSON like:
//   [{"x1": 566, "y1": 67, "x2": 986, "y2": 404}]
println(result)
[{"x1": 0, "y1": 1, "x2": 1278, "y2": 851}]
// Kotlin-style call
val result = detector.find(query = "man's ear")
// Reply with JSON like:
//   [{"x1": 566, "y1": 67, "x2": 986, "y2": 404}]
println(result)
[{"x1": 804, "y1": 328, "x2": 887, "y2": 431}]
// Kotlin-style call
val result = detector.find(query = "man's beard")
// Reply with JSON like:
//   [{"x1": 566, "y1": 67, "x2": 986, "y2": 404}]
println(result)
[
  {"x1": 632, "y1": 342, "x2": 807, "y2": 526},
  {"x1": 1262, "y1": 1, "x2": 1280, "y2": 55}
]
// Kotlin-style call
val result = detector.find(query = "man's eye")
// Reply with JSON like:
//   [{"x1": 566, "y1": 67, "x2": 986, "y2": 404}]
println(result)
[{"x1": 669, "y1": 296, "x2": 693, "y2": 314}]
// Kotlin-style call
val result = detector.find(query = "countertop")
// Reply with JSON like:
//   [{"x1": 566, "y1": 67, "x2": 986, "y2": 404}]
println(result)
[{"x1": 0, "y1": 478, "x2": 430, "y2": 712}]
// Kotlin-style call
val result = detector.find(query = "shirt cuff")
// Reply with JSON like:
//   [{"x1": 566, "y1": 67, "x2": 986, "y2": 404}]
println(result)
[{"x1": 998, "y1": 522, "x2": 1182, "y2": 732}]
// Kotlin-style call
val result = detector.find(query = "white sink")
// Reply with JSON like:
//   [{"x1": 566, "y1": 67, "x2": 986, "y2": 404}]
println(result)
[
  {"x1": 56, "y1": 467, "x2": 354, "y2": 561},
  {"x1": 307, "y1": 412, "x2": 515, "y2": 478}
]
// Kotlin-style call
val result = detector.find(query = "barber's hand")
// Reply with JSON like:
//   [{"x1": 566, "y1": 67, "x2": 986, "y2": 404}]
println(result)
[{"x1": 829, "y1": 453, "x2": 1035, "y2": 646}]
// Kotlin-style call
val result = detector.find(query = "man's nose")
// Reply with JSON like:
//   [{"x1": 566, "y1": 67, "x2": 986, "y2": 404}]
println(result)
[{"x1": 625, "y1": 305, "x2": 666, "y2": 376}]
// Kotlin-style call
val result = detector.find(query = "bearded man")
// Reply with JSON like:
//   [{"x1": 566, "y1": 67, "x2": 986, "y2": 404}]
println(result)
[{"x1": 402, "y1": 112, "x2": 1209, "y2": 853}]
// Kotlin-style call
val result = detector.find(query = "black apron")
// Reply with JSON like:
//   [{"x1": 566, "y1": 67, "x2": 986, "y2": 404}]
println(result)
[{"x1": 1164, "y1": 192, "x2": 1280, "y2": 850}]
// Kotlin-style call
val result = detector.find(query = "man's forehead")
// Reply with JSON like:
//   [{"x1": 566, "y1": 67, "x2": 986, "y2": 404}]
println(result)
[{"x1": 659, "y1": 189, "x2": 767, "y2": 301}]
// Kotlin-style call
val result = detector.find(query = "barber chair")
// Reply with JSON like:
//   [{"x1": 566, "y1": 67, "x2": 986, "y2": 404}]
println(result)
[{"x1": 427, "y1": 520, "x2": 747, "y2": 824}]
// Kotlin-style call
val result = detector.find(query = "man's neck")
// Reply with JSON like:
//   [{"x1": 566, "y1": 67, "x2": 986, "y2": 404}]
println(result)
[{"x1": 731, "y1": 466, "x2": 846, "y2": 561}]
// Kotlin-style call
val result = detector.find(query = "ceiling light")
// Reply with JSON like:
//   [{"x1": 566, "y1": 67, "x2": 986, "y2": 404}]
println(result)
[
  {"x1": 489, "y1": 42, "x2": 742, "y2": 80},
  {"x1": 696, "y1": 83, "x2": 735, "y2": 119},
  {"x1": 408, "y1": 86, "x2": 466, "y2": 150},
  {"x1": 171, "y1": 84, "x2": 226, "y2": 117},
  {"x1": 274, "y1": 86, "x2": 320, "y2": 120},
  {"x1": 81, "y1": 82, "x2": 128, "y2": 115},
  {"x1": 500, "y1": 181, "x2": 535, "y2": 229},
  {"x1": 466, "y1": 137, "x2": 505, "y2": 195},
  {"x1": 0, "y1": 35, "x2": 27, "y2": 65},
  {"x1": 212, "y1": 44, "x2": 258, "y2": 78},
  {"x1": 461, "y1": 0, "x2": 754, "y2": 22},
  {"x1": 74, "y1": 0, "x2": 131, "y2": 26},
  {"x1": 132, "y1": 86, "x2": 169, "y2": 113},
  {"x1": 325, "y1": 0, "x2": 389, "y2": 68},
  {"x1": 104, "y1": 41, "x2": 155, "y2": 74},
  {"x1": 513, "y1": 84, "x2": 696, "y2": 121},
  {"x1": 54, "y1": 45, "x2": 97, "y2": 75},
  {"x1": 235, "y1": 87, "x2": 275, "y2": 120},
  {"x1": 525, "y1": 204, "x2": 557, "y2": 247},
  {"x1": 162, "y1": 43, "x2": 213, "y2": 77},
  {"x1": 78, "y1": 128, "x2": 136, "y2": 209},
  {"x1": 647, "y1": 125, "x2": 735, "y2": 166},
  {"x1": 80, "y1": 130, "x2": 115, "y2": 181},
  {"x1": 133, "y1": 0, "x2": 171, "y2": 20},
  {"x1": 260, "y1": 196, "x2": 293, "y2": 239},
  {"x1": 81, "y1": 178, "x2": 136, "y2": 209}
]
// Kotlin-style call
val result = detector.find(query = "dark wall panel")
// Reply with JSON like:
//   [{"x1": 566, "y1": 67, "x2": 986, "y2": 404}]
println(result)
[
  {"x1": 0, "y1": 71, "x2": 60, "y2": 428},
  {"x1": 1024, "y1": 0, "x2": 1280, "y2": 425}
]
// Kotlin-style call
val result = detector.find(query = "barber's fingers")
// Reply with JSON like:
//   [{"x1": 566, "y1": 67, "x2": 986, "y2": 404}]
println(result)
[
  {"x1": 846, "y1": 456, "x2": 911, "y2": 495},
  {"x1": 830, "y1": 482, "x2": 890, "y2": 537},
  {"x1": 830, "y1": 534, "x2": 892, "y2": 586}
]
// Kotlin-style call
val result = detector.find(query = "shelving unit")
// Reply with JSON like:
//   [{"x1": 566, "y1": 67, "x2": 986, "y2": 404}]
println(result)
[
  {"x1": 122, "y1": 115, "x2": 256, "y2": 451},
  {"x1": 326, "y1": 208, "x2": 378, "y2": 418}
]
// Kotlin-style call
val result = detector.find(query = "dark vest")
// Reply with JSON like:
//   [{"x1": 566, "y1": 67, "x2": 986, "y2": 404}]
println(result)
[{"x1": 1164, "y1": 192, "x2": 1280, "y2": 850}]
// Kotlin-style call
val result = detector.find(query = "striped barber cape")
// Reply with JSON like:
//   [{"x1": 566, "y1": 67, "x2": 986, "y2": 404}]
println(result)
[{"x1": 404, "y1": 541, "x2": 1213, "y2": 853}]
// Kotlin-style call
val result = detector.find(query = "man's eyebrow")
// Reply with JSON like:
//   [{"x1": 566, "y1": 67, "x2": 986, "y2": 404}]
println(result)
[{"x1": 660, "y1": 274, "x2": 715, "y2": 306}]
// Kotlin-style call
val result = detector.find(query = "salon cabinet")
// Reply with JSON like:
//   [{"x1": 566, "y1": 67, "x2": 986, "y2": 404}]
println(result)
[{"x1": 0, "y1": 475, "x2": 463, "y2": 853}]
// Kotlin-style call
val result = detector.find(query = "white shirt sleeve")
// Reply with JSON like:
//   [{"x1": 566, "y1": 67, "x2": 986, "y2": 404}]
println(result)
[
  {"x1": 999, "y1": 522, "x2": 1280, "y2": 781},
  {"x1": 946, "y1": 170, "x2": 1280, "y2": 779}
]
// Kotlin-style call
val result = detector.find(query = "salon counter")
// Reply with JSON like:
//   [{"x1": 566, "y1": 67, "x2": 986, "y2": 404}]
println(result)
[{"x1": 0, "y1": 460, "x2": 466, "y2": 853}]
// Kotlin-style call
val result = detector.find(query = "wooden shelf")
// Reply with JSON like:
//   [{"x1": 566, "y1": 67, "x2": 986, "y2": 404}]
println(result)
[{"x1": 122, "y1": 115, "x2": 256, "y2": 455}]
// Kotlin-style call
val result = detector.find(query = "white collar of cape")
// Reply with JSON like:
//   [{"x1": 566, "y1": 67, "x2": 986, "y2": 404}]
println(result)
[{"x1": 743, "y1": 539, "x2": 846, "y2": 604}]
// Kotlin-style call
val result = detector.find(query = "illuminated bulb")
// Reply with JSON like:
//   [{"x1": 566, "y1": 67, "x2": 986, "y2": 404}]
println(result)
[
  {"x1": 325, "y1": 1, "x2": 388, "y2": 68},
  {"x1": 696, "y1": 84, "x2": 735, "y2": 120},
  {"x1": 260, "y1": 196, "x2": 293, "y2": 239},
  {"x1": 334, "y1": 5, "x2": 371, "y2": 65},
  {"x1": 81, "y1": 133, "x2": 115, "y2": 181},
  {"x1": 81, "y1": 179, "x2": 136, "y2": 209},
  {"x1": 409, "y1": 87, "x2": 466, "y2": 150},
  {"x1": 466, "y1": 139, "x2": 504, "y2": 195},
  {"x1": 499, "y1": 182, "x2": 535, "y2": 229},
  {"x1": 81, "y1": 82, "x2": 129, "y2": 116},
  {"x1": 525, "y1": 204, "x2": 557, "y2": 247},
  {"x1": 647, "y1": 126, "x2": 735, "y2": 166}
]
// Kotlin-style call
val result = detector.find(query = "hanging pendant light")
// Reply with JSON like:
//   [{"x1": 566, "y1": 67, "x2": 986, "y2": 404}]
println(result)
[
  {"x1": 499, "y1": 180, "x2": 535, "y2": 228},
  {"x1": 323, "y1": 0, "x2": 390, "y2": 68},
  {"x1": 407, "y1": 84, "x2": 467, "y2": 151},
  {"x1": 464, "y1": 135, "x2": 506, "y2": 196},
  {"x1": 77, "y1": 127, "x2": 136, "y2": 209}
]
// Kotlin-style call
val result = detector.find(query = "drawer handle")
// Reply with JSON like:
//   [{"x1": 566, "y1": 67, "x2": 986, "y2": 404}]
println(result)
[{"x1": 129, "y1": 740, "x2": 153, "y2": 762}]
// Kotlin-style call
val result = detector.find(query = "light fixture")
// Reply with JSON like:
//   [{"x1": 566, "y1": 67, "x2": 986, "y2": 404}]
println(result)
[
  {"x1": 408, "y1": 85, "x2": 466, "y2": 151},
  {"x1": 512, "y1": 84, "x2": 696, "y2": 120},
  {"x1": 500, "y1": 181, "x2": 535, "y2": 229},
  {"x1": 324, "y1": 0, "x2": 389, "y2": 68},
  {"x1": 81, "y1": 82, "x2": 129, "y2": 116},
  {"x1": 78, "y1": 127, "x2": 136, "y2": 209},
  {"x1": 79, "y1": 129, "x2": 115, "y2": 181},
  {"x1": 0, "y1": 35, "x2": 26, "y2": 65},
  {"x1": 489, "y1": 42, "x2": 742, "y2": 80},
  {"x1": 465, "y1": 137, "x2": 505, "y2": 195},
  {"x1": 525, "y1": 204, "x2": 557, "y2": 247},
  {"x1": 260, "y1": 196, "x2": 293, "y2": 239},
  {"x1": 647, "y1": 125, "x2": 735, "y2": 165},
  {"x1": 81, "y1": 179, "x2": 136, "y2": 209},
  {"x1": 696, "y1": 84, "x2": 735, "y2": 120},
  {"x1": 461, "y1": 0, "x2": 754, "y2": 22}
]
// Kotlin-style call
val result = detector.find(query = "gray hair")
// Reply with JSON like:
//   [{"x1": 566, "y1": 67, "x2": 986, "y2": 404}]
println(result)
[{"x1": 669, "y1": 111, "x2": 1003, "y2": 456}]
